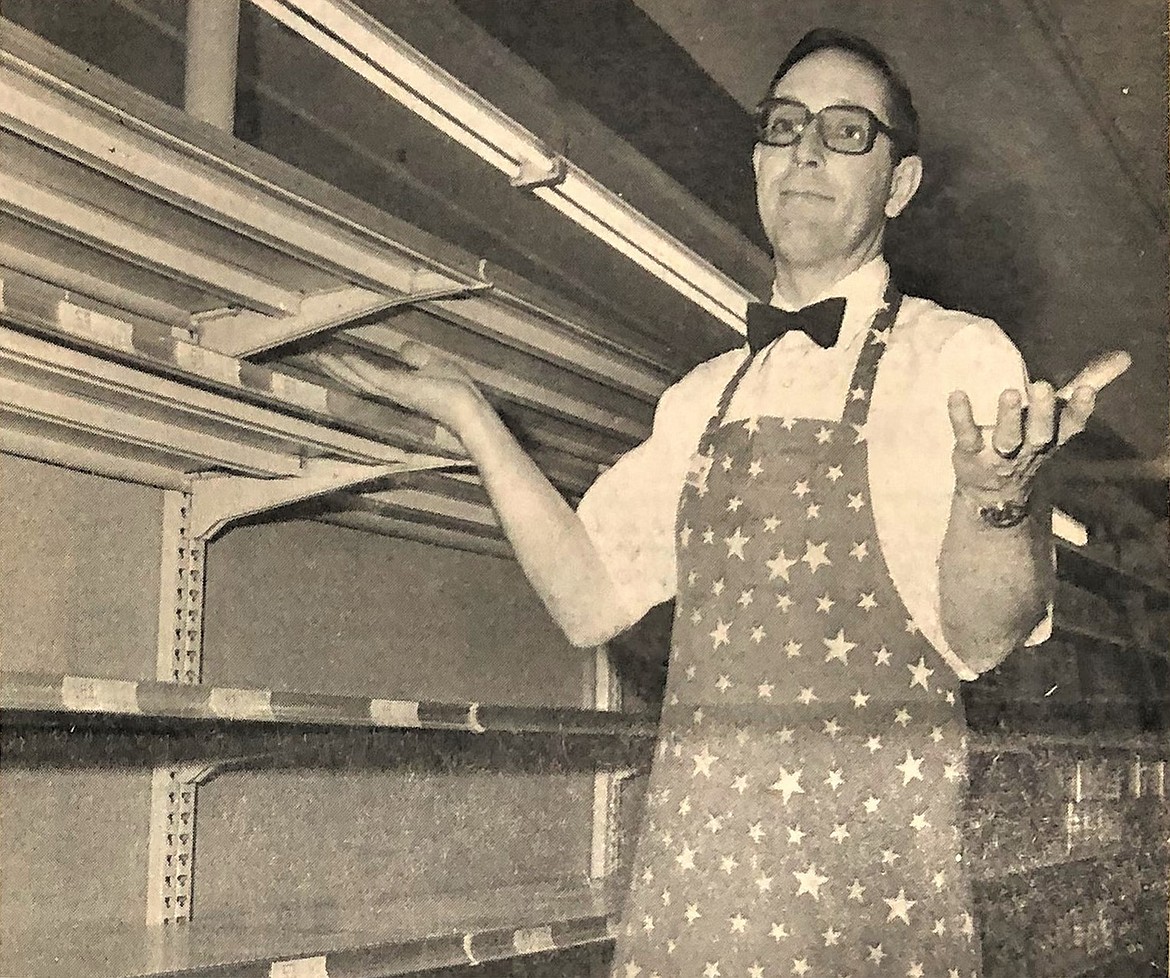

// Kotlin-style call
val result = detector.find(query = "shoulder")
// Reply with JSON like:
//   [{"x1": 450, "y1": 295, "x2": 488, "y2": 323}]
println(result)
[
  {"x1": 896, "y1": 296, "x2": 1022, "y2": 360},
  {"x1": 891, "y1": 296, "x2": 1030, "y2": 421},
  {"x1": 653, "y1": 347, "x2": 746, "y2": 426}
]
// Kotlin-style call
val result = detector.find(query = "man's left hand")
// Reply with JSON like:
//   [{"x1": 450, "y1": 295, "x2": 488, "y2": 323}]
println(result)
[{"x1": 948, "y1": 351, "x2": 1131, "y2": 507}]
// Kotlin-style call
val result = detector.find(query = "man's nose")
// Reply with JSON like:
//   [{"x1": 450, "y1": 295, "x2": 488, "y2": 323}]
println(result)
[{"x1": 793, "y1": 120, "x2": 827, "y2": 167}]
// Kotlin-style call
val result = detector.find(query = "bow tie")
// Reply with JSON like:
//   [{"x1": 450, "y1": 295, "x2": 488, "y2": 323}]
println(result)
[{"x1": 745, "y1": 296, "x2": 848, "y2": 352}]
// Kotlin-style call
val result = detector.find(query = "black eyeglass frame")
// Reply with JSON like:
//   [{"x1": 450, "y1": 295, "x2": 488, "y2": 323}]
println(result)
[{"x1": 754, "y1": 97, "x2": 903, "y2": 156}]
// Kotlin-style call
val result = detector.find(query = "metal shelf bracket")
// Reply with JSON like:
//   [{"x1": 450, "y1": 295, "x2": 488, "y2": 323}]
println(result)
[{"x1": 187, "y1": 454, "x2": 465, "y2": 541}]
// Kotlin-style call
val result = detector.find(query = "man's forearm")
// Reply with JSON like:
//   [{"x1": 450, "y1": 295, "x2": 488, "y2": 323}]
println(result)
[
  {"x1": 937, "y1": 491, "x2": 1053, "y2": 674},
  {"x1": 455, "y1": 397, "x2": 632, "y2": 648}
]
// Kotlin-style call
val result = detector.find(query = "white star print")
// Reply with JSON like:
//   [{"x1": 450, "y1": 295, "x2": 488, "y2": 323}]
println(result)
[
  {"x1": 770, "y1": 922, "x2": 789, "y2": 941},
  {"x1": 778, "y1": 726, "x2": 794, "y2": 743},
  {"x1": 676, "y1": 843, "x2": 697, "y2": 871},
  {"x1": 748, "y1": 459, "x2": 764, "y2": 478},
  {"x1": 780, "y1": 416, "x2": 797, "y2": 430},
  {"x1": 642, "y1": 914, "x2": 654, "y2": 932},
  {"x1": 905, "y1": 617, "x2": 920, "y2": 634},
  {"x1": 852, "y1": 689, "x2": 871, "y2": 709},
  {"x1": 685, "y1": 664, "x2": 697, "y2": 679},
  {"x1": 748, "y1": 822, "x2": 766, "y2": 844},
  {"x1": 738, "y1": 588, "x2": 755, "y2": 606},
  {"x1": 930, "y1": 726, "x2": 945, "y2": 743},
  {"x1": 850, "y1": 386, "x2": 867, "y2": 401},
  {"x1": 961, "y1": 911, "x2": 975, "y2": 938},
  {"x1": 858, "y1": 592, "x2": 877, "y2": 611},
  {"x1": 830, "y1": 822, "x2": 850, "y2": 843},
  {"x1": 822, "y1": 925, "x2": 842, "y2": 946},
  {"x1": 748, "y1": 964, "x2": 765, "y2": 978},
  {"x1": 720, "y1": 854, "x2": 739, "y2": 874},
  {"x1": 624, "y1": 963, "x2": 642, "y2": 978},
  {"x1": 715, "y1": 674, "x2": 733, "y2": 693},
  {"x1": 863, "y1": 795, "x2": 881, "y2": 814},
  {"x1": 851, "y1": 422, "x2": 868, "y2": 444},
  {"x1": 871, "y1": 326, "x2": 891, "y2": 343},
  {"x1": 911, "y1": 811, "x2": 931, "y2": 831},
  {"x1": 875, "y1": 646, "x2": 892, "y2": 665},
  {"x1": 709, "y1": 619, "x2": 730, "y2": 649},
  {"x1": 702, "y1": 527, "x2": 715, "y2": 544},
  {"x1": 755, "y1": 874, "x2": 773, "y2": 894},
  {"x1": 850, "y1": 540, "x2": 868, "y2": 561},
  {"x1": 766, "y1": 549, "x2": 797, "y2": 582},
  {"x1": 895, "y1": 707, "x2": 912, "y2": 726},
  {"x1": 815, "y1": 592, "x2": 835, "y2": 614},
  {"x1": 679, "y1": 524, "x2": 692, "y2": 547},
  {"x1": 689, "y1": 610, "x2": 702, "y2": 625},
  {"x1": 685, "y1": 904, "x2": 702, "y2": 924},
  {"x1": 692, "y1": 745, "x2": 719, "y2": 777},
  {"x1": 793, "y1": 863, "x2": 829, "y2": 900},
  {"x1": 865, "y1": 735, "x2": 883, "y2": 753},
  {"x1": 775, "y1": 593, "x2": 793, "y2": 611},
  {"x1": 731, "y1": 775, "x2": 749, "y2": 794},
  {"x1": 729, "y1": 913, "x2": 748, "y2": 934},
  {"x1": 661, "y1": 888, "x2": 670, "y2": 905},
  {"x1": 784, "y1": 639, "x2": 802, "y2": 658},
  {"x1": 882, "y1": 849, "x2": 901, "y2": 867},
  {"x1": 805, "y1": 502, "x2": 820, "y2": 519},
  {"x1": 724, "y1": 526, "x2": 750, "y2": 559},
  {"x1": 896, "y1": 749, "x2": 925, "y2": 785},
  {"x1": 848, "y1": 879, "x2": 865, "y2": 901},
  {"x1": 908, "y1": 656, "x2": 935, "y2": 690},
  {"x1": 692, "y1": 708, "x2": 704, "y2": 726},
  {"x1": 711, "y1": 578, "x2": 725, "y2": 596},
  {"x1": 757, "y1": 681, "x2": 774, "y2": 698},
  {"x1": 792, "y1": 960, "x2": 809, "y2": 977},
  {"x1": 678, "y1": 797, "x2": 691, "y2": 816},
  {"x1": 702, "y1": 962, "x2": 720, "y2": 978},
  {"x1": 801, "y1": 539, "x2": 831, "y2": 573},
  {"x1": 825, "y1": 465, "x2": 844, "y2": 482},
  {"x1": 769, "y1": 767, "x2": 805, "y2": 804},
  {"x1": 815, "y1": 426, "x2": 833, "y2": 444},
  {"x1": 868, "y1": 945, "x2": 886, "y2": 964},
  {"x1": 884, "y1": 888, "x2": 917, "y2": 924},
  {"x1": 726, "y1": 496, "x2": 743, "y2": 513},
  {"x1": 721, "y1": 454, "x2": 734, "y2": 472},
  {"x1": 743, "y1": 416, "x2": 761, "y2": 435},
  {"x1": 787, "y1": 825, "x2": 806, "y2": 845},
  {"x1": 847, "y1": 492, "x2": 866, "y2": 510},
  {"x1": 943, "y1": 761, "x2": 964, "y2": 782},
  {"x1": 933, "y1": 870, "x2": 947, "y2": 890},
  {"x1": 822, "y1": 718, "x2": 842, "y2": 739},
  {"x1": 824, "y1": 768, "x2": 845, "y2": 790},
  {"x1": 705, "y1": 814, "x2": 722, "y2": 834},
  {"x1": 763, "y1": 515, "x2": 782, "y2": 532},
  {"x1": 792, "y1": 480, "x2": 810, "y2": 497},
  {"x1": 823, "y1": 628, "x2": 856, "y2": 663},
  {"x1": 797, "y1": 687, "x2": 818, "y2": 705},
  {"x1": 750, "y1": 625, "x2": 767, "y2": 644},
  {"x1": 908, "y1": 964, "x2": 925, "y2": 978},
  {"x1": 932, "y1": 918, "x2": 946, "y2": 936}
]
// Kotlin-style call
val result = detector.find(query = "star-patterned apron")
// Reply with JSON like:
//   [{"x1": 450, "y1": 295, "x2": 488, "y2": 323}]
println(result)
[{"x1": 611, "y1": 286, "x2": 981, "y2": 978}]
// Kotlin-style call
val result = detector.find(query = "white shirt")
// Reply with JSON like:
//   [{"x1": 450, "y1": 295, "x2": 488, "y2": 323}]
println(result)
[{"x1": 577, "y1": 259, "x2": 1050, "y2": 680}]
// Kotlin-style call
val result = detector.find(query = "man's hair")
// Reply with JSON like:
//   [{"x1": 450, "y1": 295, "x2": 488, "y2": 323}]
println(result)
[{"x1": 769, "y1": 28, "x2": 920, "y2": 161}]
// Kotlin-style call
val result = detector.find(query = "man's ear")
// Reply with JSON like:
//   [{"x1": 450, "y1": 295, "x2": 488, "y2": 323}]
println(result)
[{"x1": 885, "y1": 154, "x2": 923, "y2": 218}]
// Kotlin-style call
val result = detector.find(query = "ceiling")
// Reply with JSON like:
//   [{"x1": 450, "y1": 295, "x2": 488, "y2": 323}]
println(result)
[{"x1": 3, "y1": 0, "x2": 1167, "y2": 472}]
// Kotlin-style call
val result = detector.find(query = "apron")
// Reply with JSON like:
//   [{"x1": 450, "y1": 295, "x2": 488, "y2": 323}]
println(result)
[{"x1": 611, "y1": 286, "x2": 980, "y2": 978}]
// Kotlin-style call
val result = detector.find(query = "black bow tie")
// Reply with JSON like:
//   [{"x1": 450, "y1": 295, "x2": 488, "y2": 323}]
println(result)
[{"x1": 746, "y1": 296, "x2": 848, "y2": 352}]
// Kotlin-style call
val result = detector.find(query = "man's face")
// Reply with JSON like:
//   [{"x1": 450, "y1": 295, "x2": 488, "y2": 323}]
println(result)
[{"x1": 753, "y1": 48, "x2": 911, "y2": 270}]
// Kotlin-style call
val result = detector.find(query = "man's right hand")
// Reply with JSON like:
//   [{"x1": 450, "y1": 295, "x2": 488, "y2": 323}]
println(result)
[{"x1": 314, "y1": 346, "x2": 487, "y2": 435}]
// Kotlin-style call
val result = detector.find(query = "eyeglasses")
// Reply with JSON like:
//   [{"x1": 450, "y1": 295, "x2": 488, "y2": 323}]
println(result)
[{"x1": 755, "y1": 97, "x2": 900, "y2": 156}]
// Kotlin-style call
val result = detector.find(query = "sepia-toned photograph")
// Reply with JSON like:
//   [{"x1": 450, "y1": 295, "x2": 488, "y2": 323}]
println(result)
[{"x1": 0, "y1": 2, "x2": 1166, "y2": 976}]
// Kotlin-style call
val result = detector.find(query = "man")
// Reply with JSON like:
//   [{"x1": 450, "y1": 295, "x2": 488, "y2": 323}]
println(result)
[{"x1": 319, "y1": 27, "x2": 1124, "y2": 978}]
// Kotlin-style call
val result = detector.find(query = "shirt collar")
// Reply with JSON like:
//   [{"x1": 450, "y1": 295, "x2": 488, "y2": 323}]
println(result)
[{"x1": 768, "y1": 258, "x2": 890, "y2": 349}]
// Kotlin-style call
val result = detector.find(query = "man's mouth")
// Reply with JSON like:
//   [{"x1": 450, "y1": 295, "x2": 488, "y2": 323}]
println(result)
[{"x1": 778, "y1": 188, "x2": 833, "y2": 201}]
